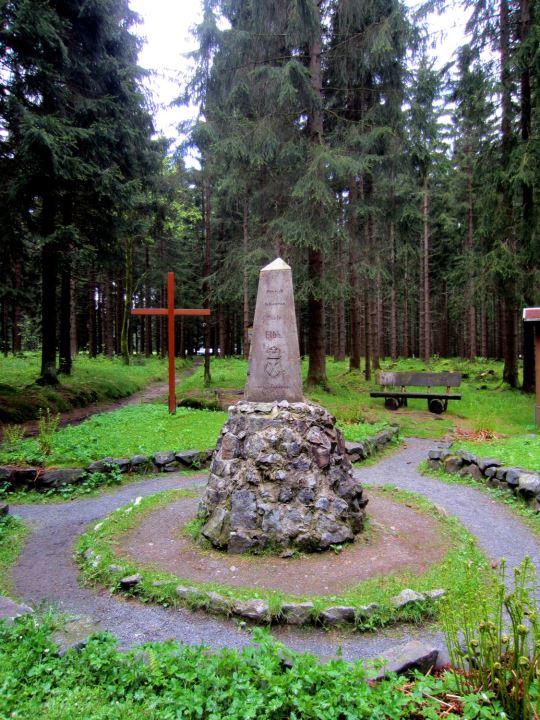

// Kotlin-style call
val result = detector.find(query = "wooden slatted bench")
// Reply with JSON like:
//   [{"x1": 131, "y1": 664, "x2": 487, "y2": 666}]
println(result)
[{"x1": 370, "y1": 371, "x2": 462, "y2": 414}]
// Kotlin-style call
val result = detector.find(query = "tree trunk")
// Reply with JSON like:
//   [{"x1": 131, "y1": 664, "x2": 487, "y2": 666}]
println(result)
[
  {"x1": 103, "y1": 274, "x2": 114, "y2": 358},
  {"x1": 500, "y1": 0, "x2": 519, "y2": 386},
  {"x1": 243, "y1": 197, "x2": 251, "y2": 360},
  {"x1": 38, "y1": 196, "x2": 59, "y2": 385},
  {"x1": 59, "y1": 258, "x2": 72, "y2": 375},
  {"x1": 390, "y1": 223, "x2": 397, "y2": 360},
  {"x1": 466, "y1": 163, "x2": 476, "y2": 359},
  {"x1": 363, "y1": 279, "x2": 371, "y2": 381},
  {"x1": 70, "y1": 272, "x2": 77, "y2": 357},
  {"x1": 120, "y1": 237, "x2": 133, "y2": 365},
  {"x1": 203, "y1": 166, "x2": 212, "y2": 385},
  {"x1": 305, "y1": 5, "x2": 327, "y2": 388},
  {"x1": 349, "y1": 182, "x2": 361, "y2": 370},
  {"x1": 422, "y1": 175, "x2": 431, "y2": 363},
  {"x1": 12, "y1": 257, "x2": 22, "y2": 354},
  {"x1": 88, "y1": 265, "x2": 97, "y2": 358}
]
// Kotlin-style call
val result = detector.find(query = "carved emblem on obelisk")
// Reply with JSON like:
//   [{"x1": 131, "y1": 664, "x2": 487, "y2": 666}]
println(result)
[{"x1": 245, "y1": 258, "x2": 303, "y2": 402}]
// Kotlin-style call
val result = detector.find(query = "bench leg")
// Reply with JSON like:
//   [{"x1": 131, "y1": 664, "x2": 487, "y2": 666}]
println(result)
[
  {"x1": 384, "y1": 397, "x2": 400, "y2": 411},
  {"x1": 428, "y1": 398, "x2": 445, "y2": 414}
]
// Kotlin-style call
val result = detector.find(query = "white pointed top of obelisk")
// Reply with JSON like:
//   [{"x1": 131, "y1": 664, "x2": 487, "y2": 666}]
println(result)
[{"x1": 261, "y1": 257, "x2": 290, "y2": 272}]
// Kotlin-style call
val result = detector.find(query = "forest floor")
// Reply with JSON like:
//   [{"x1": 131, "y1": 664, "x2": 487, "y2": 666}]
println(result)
[{"x1": 3, "y1": 361, "x2": 201, "y2": 440}]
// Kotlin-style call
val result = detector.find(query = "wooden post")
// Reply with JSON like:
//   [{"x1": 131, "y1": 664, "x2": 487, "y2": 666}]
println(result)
[
  {"x1": 131, "y1": 272, "x2": 211, "y2": 414},
  {"x1": 523, "y1": 307, "x2": 540, "y2": 426}
]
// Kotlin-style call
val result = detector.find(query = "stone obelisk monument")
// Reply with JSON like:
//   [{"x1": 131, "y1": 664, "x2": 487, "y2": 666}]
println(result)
[
  {"x1": 244, "y1": 258, "x2": 303, "y2": 402},
  {"x1": 198, "y1": 258, "x2": 367, "y2": 554}
]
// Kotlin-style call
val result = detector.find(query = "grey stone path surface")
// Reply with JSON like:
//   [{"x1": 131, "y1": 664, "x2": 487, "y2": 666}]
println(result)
[{"x1": 9, "y1": 438, "x2": 540, "y2": 662}]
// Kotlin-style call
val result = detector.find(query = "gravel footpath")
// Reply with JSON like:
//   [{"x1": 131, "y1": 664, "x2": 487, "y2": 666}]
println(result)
[{"x1": 9, "y1": 438, "x2": 540, "y2": 661}]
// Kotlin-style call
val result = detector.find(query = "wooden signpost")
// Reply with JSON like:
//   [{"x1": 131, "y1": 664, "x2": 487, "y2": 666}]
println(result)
[
  {"x1": 523, "y1": 307, "x2": 540, "y2": 427},
  {"x1": 131, "y1": 272, "x2": 211, "y2": 414}
]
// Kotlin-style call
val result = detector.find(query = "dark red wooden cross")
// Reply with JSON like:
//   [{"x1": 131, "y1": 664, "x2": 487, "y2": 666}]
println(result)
[{"x1": 131, "y1": 272, "x2": 211, "y2": 414}]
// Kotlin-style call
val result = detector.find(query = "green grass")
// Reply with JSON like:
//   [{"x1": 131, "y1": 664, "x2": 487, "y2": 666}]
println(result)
[
  {"x1": 0, "y1": 514, "x2": 28, "y2": 595},
  {"x1": 76, "y1": 484, "x2": 491, "y2": 631},
  {"x1": 0, "y1": 614, "x2": 509, "y2": 720},
  {"x1": 180, "y1": 356, "x2": 537, "y2": 439},
  {"x1": 0, "y1": 353, "x2": 181, "y2": 423},
  {"x1": 452, "y1": 435, "x2": 540, "y2": 473},
  {"x1": 0, "y1": 405, "x2": 226, "y2": 467}
]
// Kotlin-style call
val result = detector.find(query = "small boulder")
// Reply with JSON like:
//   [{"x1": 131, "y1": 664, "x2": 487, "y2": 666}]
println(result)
[
  {"x1": 477, "y1": 458, "x2": 501, "y2": 473},
  {"x1": 0, "y1": 503, "x2": 9, "y2": 516},
  {"x1": 517, "y1": 473, "x2": 540, "y2": 498},
  {"x1": 175, "y1": 586, "x2": 200, "y2": 602},
  {"x1": 205, "y1": 591, "x2": 230, "y2": 614},
  {"x1": 153, "y1": 451, "x2": 176, "y2": 467},
  {"x1": 320, "y1": 606, "x2": 355, "y2": 625},
  {"x1": 119, "y1": 573, "x2": 142, "y2": 589},
  {"x1": 443, "y1": 456, "x2": 462, "y2": 474},
  {"x1": 131, "y1": 454, "x2": 150, "y2": 469},
  {"x1": 280, "y1": 602, "x2": 314, "y2": 625},
  {"x1": 392, "y1": 588, "x2": 425, "y2": 609},
  {"x1": 0, "y1": 596, "x2": 33, "y2": 624},
  {"x1": 370, "y1": 640, "x2": 439, "y2": 680},
  {"x1": 505, "y1": 468, "x2": 521, "y2": 487},
  {"x1": 176, "y1": 450, "x2": 206, "y2": 467},
  {"x1": 37, "y1": 468, "x2": 85, "y2": 489},
  {"x1": 459, "y1": 464, "x2": 482, "y2": 481},
  {"x1": 232, "y1": 599, "x2": 271, "y2": 623},
  {"x1": 111, "y1": 458, "x2": 131, "y2": 473},
  {"x1": 86, "y1": 458, "x2": 114, "y2": 473}
]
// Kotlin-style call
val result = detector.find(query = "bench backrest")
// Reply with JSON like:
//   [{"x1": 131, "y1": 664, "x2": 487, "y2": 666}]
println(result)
[{"x1": 377, "y1": 371, "x2": 461, "y2": 388}]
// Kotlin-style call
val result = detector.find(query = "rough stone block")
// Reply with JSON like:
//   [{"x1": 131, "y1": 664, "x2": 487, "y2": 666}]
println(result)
[
  {"x1": 86, "y1": 458, "x2": 114, "y2": 473},
  {"x1": 37, "y1": 468, "x2": 85, "y2": 489},
  {"x1": 13, "y1": 467, "x2": 38, "y2": 486},
  {"x1": 370, "y1": 640, "x2": 439, "y2": 680},
  {"x1": 0, "y1": 466, "x2": 14, "y2": 482},
  {"x1": 131, "y1": 455, "x2": 150, "y2": 468},
  {"x1": 443, "y1": 456, "x2": 462, "y2": 474},
  {"x1": 424, "y1": 588, "x2": 446, "y2": 601},
  {"x1": 505, "y1": 468, "x2": 522, "y2": 487},
  {"x1": 320, "y1": 606, "x2": 355, "y2": 625},
  {"x1": 392, "y1": 588, "x2": 425, "y2": 609},
  {"x1": 459, "y1": 464, "x2": 482, "y2": 481},
  {"x1": 517, "y1": 473, "x2": 540, "y2": 498},
  {"x1": 0, "y1": 503, "x2": 9, "y2": 516},
  {"x1": 153, "y1": 451, "x2": 176, "y2": 467},
  {"x1": 456, "y1": 450, "x2": 477, "y2": 464},
  {"x1": 205, "y1": 591, "x2": 230, "y2": 614},
  {"x1": 280, "y1": 602, "x2": 314, "y2": 625},
  {"x1": 175, "y1": 586, "x2": 200, "y2": 602},
  {"x1": 427, "y1": 459, "x2": 441, "y2": 471},
  {"x1": 120, "y1": 574, "x2": 142, "y2": 589},
  {"x1": 0, "y1": 596, "x2": 33, "y2": 624},
  {"x1": 233, "y1": 599, "x2": 270, "y2": 623},
  {"x1": 176, "y1": 450, "x2": 206, "y2": 467},
  {"x1": 477, "y1": 458, "x2": 501, "y2": 473}
]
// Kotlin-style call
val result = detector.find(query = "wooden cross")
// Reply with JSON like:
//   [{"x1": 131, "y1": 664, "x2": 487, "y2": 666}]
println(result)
[{"x1": 131, "y1": 272, "x2": 211, "y2": 414}]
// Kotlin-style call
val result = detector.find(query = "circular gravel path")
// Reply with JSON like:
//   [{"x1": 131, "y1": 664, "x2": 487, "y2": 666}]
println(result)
[{"x1": 10, "y1": 438, "x2": 540, "y2": 661}]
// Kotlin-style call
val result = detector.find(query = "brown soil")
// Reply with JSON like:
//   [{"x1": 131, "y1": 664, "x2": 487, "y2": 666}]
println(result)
[{"x1": 116, "y1": 492, "x2": 448, "y2": 597}]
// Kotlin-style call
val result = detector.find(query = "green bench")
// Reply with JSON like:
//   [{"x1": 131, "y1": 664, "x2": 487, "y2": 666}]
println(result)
[{"x1": 370, "y1": 371, "x2": 462, "y2": 414}]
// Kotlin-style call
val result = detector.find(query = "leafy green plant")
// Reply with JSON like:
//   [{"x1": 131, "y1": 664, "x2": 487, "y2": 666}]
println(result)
[
  {"x1": 37, "y1": 407, "x2": 60, "y2": 456},
  {"x1": 442, "y1": 557, "x2": 539, "y2": 720},
  {"x1": 0, "y1": 614, "x2": 507, "y2": 720},
  {"x1": 1, "y1": 424, "x2": 26, "y2": 449}
]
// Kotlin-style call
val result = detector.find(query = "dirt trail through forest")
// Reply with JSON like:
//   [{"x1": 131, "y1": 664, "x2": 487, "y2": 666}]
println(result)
[{"x1": 18, "y1": 360, "x2": 202, "y2": 437}]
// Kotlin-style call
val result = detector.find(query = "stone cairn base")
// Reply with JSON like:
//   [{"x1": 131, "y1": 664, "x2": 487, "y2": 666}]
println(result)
[{"x1": 198, "y1": 400, "x2": 368, "y2": 553}]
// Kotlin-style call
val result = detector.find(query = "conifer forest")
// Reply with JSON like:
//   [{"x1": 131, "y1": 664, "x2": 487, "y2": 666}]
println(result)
[{"x1": 0, "y1": 0, "x2": 539, "y2": 390}]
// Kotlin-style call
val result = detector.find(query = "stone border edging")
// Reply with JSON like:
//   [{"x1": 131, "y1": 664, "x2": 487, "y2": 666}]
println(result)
[
  {"x1": 0, "y1": 426, "x2": 399, "y2": 494},
  {"x1": 427, "y1": 447, "x2": 540, "y2": 511},
  {"x1": 0, "y1": 593, "x2": 440, "y2": 677},
  {"x1": 82, "y1": 544, "x2": 445, "y2": 630}
]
